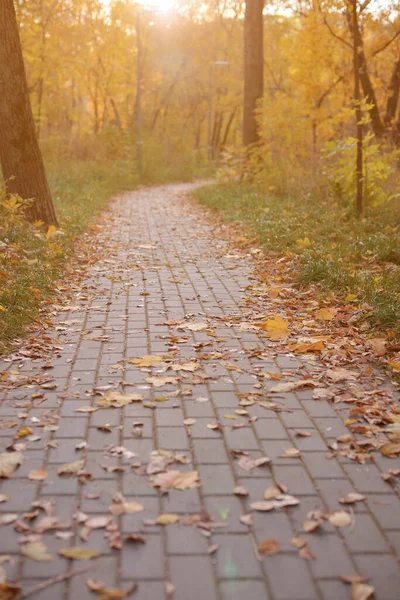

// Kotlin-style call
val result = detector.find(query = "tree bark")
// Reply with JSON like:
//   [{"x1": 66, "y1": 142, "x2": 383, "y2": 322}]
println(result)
[
  {"x1": 0, "y1": 0, "x2": 57, "y2": 225},
  {"x1": 345, "y1": 1, "x2": 385, "y2": 138},
  {"x1": 243, "y1": 0, "x2": 264, "y2": 146}
]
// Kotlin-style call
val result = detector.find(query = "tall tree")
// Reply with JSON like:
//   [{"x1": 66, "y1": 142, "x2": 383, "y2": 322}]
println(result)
[
  {"x1": 0, "y1": 0, "x2": 57, "y2": 225},
  {"x1": 243, "y1": 0, "x2": 264, "y2": 146}
]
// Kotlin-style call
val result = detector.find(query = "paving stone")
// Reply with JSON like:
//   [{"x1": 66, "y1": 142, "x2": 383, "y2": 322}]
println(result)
[
  {"x1": 264, "y1": 554, "x2": 319, "y2": 599},
  {"x1": 192, "y1": 438, "x2": 229, "y2": 464},
  {"x1": 199, "y1": 465, "x2": 235, "y2": 495},
  {"x1": 213, "y1": 533, "x2": 264, "y2": 578},
  {"x1": 166, "y1": 523, "x2": 209, "y2": 554},
  {"x1": 353, "y1": 554, "x2": 400, "y2": 599},
  {"x1": 121, "y1": 534, "x2": 164, "y2": 579},
  {"x1": 169, "y1": 556, "x2": 218, "y2": 600},
  {"x1": 218, "y1": 579, "x2": 271, "y2": 600}
]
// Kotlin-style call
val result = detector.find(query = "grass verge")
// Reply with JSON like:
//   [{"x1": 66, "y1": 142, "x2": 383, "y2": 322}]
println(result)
[
  {"x1": 195, "y1": 182, "x2": 400, "y2": 337},
  {"x1": 0, "y1": 159, "x2": 137, "y2": 354}
]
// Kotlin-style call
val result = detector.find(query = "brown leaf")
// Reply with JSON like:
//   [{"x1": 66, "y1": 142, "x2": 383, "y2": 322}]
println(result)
[
  {"x1": 258, "y1": 538, "x2": 280, "y2": 555},
  {"x1": 58, "y1": 459, "x2": 84, "y2": 476},
  {"x1": 380, "y1": 442, "x2": 400, "y2": 457},
  {"x1": 233, "y1": 486, "x2": 249, "y2": 497},
  {"x1": 125, "y1": 534, "x2": 146, "y2": 544},
  {"x1": 28, "y1": 469, "x2": 48, "y2": 481},
  {"x1": 86, "y1": 579, "x2": 105, "y2": 592},
  {"x1": 0, "y1": 584, "x2": 20, "y2": 600},
  {"x1": 152, "y1": 470, "x2": 199, "y2": 491}
]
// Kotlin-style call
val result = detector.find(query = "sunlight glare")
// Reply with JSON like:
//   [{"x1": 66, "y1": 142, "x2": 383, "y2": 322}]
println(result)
[{"x1": 139, "y1": 0, "x2": 176, "y2": 13}]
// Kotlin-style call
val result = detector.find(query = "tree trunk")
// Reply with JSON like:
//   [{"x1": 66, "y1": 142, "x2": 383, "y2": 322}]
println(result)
[
  {"x1": 384, "y1": 57, "x2": 400, "y2": 128},
  {"x1": 243, "y1": 0, "x2": 264, "y2": 146},
  {"x1": 345, "y1": 2, "x2": 384, "y2": 138},
  {"x1": 0, "y1": 0, "x2": 57, "y2": 225}
]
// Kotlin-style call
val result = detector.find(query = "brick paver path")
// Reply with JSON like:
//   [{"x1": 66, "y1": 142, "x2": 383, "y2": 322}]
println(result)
[{"x1": 0, "y1": 183, "x2": 399, "y2": 600}]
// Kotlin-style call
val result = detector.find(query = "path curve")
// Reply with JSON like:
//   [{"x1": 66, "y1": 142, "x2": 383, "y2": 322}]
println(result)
[{"x1": 0, "y1": 182, "x2": 399, "y2": 600}]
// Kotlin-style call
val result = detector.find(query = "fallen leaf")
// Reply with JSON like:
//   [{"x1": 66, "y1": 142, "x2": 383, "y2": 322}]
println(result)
[
  {"x1": 288, "y1": 340, "x2": 325, "y2": 353},
  {"x1": 109, "y1": 501, "x2": 143, "y2": 516},
  {"x1": 171, "y1": 362, "x2": 198, "y2": 372},
  {"x1": 380, "y1": 442, "x2": 400, "y2": 457},
  {"x1": 97, "y1": 392, "x2": 143, "y2": 407},
  {"x1": 351, "y1": 582, "x2": 375, "y2": 600},
  {"x1": 264, "y1": 486, "x2": 280, "y2": 500},
  {"x1": 0, "y1": 452, "x2": 23, "y2": 478},
  {"x1": 184, "y1": 322, "x2": 207, "y2": 331},
  {"x1": 0, "y1": 584, "x2": 20, "y2": 600},
  {"x1": 340, "y1": 574, "x2": 370, "y2": 584},
  {"x1": 240, "y1": 514, "x2": 252, "y2": 526},
  {"x1": 317, "y1": 308, "x2": 337, "y2": 321},
  {"x1": 46, "y1": 225, "x2": 57, "y2": 240},
  {"x1": 58, "y1": 459, "x2": 84, "y2": 476},
  {"x1": 86, "y1": 579, "x2": 105, "y2": 592},
  {"x1": 145, "y1": 377, "x2": 178, "y2": 388},
  {"x1": 326, "y1": 368, "x2": 357, "y2": 382},
  {"x1": 156, "y1": 514, "x2": 179, "y2": 525},
  {"x1": 258, "y1": 538, "x2": 280, "y2": 555},
  {"x1": 28, "y1": 469, "x2": 48, "y2": 481},
  {"x1": 281, "y1": 447, "x2": 301, "y2": 458},
  {"x1": 125, "y1": 534, "x2": 145, "y2": 544},
  {"x1": 183, "y1": 418, "x2": 196, "y2": 426},
  {"x1": 250, "y1": 501, "x2": 275, "y2": 512},
  {"x1": 329, "y1": 511, "x2": 352, "y2": 527},
  {"x1": 208, "y1": 544, "x2": 219, "y2": 555},
  {"x1": 152, "y1": 470, "x2": 199, "y2": 491},
  {"x1": 233, "y1": 486, "x2": 249, "y2": 497},
  {"x1": 261, "y1": 315, "x2": 290, "y2": 341},
  {"x1": 339, "y1": 493, "x2": 366, "y2": 505},
  {"x1": 0, "y1": 496, "x2": 9, "y2": 503},
  {"x1": 58, "y1": 547, "x2": 99, "y2": 560},
  {"x1": 129, "y1": 355, "x2": 164, "y2": 367},
  {"x1": 22, "y1": 541, "x2": 53, "y2": 561},
  {"x1": 0, "y1": 514, "x2": 17, "y2": 526}
]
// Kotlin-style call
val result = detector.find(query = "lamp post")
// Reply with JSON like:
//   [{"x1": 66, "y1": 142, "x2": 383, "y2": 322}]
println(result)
[{"x1": 207, "y1": 60, "x2": 230, "y2": 161}]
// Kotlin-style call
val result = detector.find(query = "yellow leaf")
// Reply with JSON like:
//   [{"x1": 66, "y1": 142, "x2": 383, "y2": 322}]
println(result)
[
  {"x1": 261, "y1": 315, "x2": 289, "y2": 341},
  {"x1": 388, "y1": 360, "x2": 400, "y2": 373},
  {"x1": 58, "y1": 547, "x2": 99, "y2": 560},
  {"x1": 296, "y1": 237, "x2": 311, "y2": 248},
  {"x1": 16, "y1": 427, "x2": 33, "y2": 439},
  {"x1": 288, "y1": 340, "x2": 325, "y2": 353},
  {"x1": 316, "y1": 308, "x2": 336, "y2": 321},
  {"x1": 345, "y1": 294, "x2": 358, "y2": 303},
  {"x1": 156, "y1": 513, "x2": 179, "y2": 525},
  {"x1": 0, "y1": 305, "x2": 7, "y2": 312},
  {"x1": 45, "y1": 225, "x2": 57, "y2": 240}
]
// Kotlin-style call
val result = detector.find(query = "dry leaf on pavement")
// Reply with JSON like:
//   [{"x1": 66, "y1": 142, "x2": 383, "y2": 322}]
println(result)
[
  {"x1": 0, "y1": 452, "x2": 23, "y2": 478},
  {"x1": 58, "y1": 547, "x2": 100, "y2": 560},
  {"x1": 258, "y1": 539, "x2": 280, "y2": 555}
]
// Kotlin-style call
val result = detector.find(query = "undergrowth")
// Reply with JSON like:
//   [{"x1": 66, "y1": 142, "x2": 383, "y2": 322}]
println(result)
[
  {"x1": 0, "y1": 160, "x2": 137, "y2": 353},
  {"x1": 195, "y1": 183, "x2": 400, "y2": 337}
]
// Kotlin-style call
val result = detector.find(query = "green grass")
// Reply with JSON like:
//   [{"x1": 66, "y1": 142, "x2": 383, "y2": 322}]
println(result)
[
  {"x1": 0, "y1": 159, "x2": 137, "y2": 353},
  {"x1": 195, "y1": 182, "x2": 400, "y2": 336}
]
